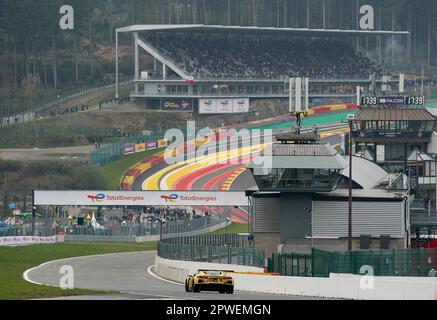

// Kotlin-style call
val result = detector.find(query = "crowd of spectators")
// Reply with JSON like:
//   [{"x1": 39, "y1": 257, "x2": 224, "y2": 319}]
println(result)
[
  {"x1": 100, "y1": 206, "x2": 207, "y2": 226},
  {"x1": 146, "y1": 34, "x2": 383, "y2": 80}
]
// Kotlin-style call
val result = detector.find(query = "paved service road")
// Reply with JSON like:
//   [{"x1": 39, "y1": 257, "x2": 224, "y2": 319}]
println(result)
[
  {"x1": 0, "y1": 145, "x2": 94, "y2": 162},
  {"x1": 25, "y1": 251, "x2": 321, "y2": 300}
]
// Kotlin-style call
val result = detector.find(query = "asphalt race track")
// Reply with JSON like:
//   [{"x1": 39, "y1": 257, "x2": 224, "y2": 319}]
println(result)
[{"x1": 24, "y1": 251, "x2": 322, "y2": 300}]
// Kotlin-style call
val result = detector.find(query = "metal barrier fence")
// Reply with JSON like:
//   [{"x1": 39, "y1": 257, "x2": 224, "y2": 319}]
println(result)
[
  {"x1": 312, "y1": 248, "x2": 437, "y2": 277},
  {"x1": 157, "y1": 235, "x2": 264, "y2": 267},
  {"x1": 90, "y1": 127, "x2": 191, "y2": 166},
  {"x1": 0, "y1": 219, "x2": 55, "y2": 237},
  {"x1": 268, "y1": 253, "x2": 312, "y2": 277},
  {"x1": 268, "y1": 248, "x2": 437, "y2": 277},
  {"x1": 90, "y1": 133, "x2": 168, "y2": 166},
  {"x1": 59, "y1": 215, "x2": 225, "y2": 238},
  {"x1": 0, "y1": 78, "x2": 132, "y2": 125},
  {"x1": 163, "y1": 233, "x2": 250, "y2": 248},
  {"x1": 2, "y1": 215, "x2": 225, "y2": 240}
]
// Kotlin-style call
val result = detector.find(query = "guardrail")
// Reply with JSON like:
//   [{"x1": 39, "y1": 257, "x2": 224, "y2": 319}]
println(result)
[{"x1": 157, "y1": 234, "x2": 264, "y2": 267}]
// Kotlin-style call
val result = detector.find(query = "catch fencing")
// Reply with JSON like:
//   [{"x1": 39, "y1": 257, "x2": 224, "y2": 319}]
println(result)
[
  {"x1": 2, "y1": 215, "x2": 226, "y2": 241},
  {"x1": 157, "y1": 234, "x2": 264, "y2": 267},
  {"x1": 268, "y1": 248, "x2": 437, "y2": 277},
  {"x1": 90, "y1": 132, "x2": 166, "y2": 166}
]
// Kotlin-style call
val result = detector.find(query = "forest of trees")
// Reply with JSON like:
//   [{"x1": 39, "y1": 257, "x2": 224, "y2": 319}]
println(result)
[{"x1": 0, "y1": 0, "x2": 436, "y2": 106}]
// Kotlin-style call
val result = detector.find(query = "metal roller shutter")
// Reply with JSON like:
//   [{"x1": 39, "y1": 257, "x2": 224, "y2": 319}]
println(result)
[
  {"x1": 253, "y1": 197, "x2": 280, "y2": 233},
  {"x1": 312, "y1": 201, "x2": 405, "y2": 238}
]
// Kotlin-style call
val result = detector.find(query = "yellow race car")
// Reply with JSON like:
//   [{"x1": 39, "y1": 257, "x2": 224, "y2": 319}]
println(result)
[{"x1": 185, "y1": 269, "x2": 234, "y2": 294}]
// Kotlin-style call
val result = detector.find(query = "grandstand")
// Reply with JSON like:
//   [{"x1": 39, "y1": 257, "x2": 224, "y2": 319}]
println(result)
[
  {"x1": 115, "y1": 25, "x2": 406, "y2": 109},
  {"x1": 146, "y1": 35, "x2": 382, "y2": 80}
]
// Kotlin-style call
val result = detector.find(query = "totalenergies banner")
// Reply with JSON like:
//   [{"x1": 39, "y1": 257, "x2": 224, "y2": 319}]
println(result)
[
  {"x1": 232, "y1": 98, "x2": 250, "y2": 113},
  {"x1": 199, "y1": 98, "x2": 250, "y2": 114},
  {"x1": 34, "y1": 191, "x2": 248, "y2": 207},
  {"x1": 217, "y1": 99, "x2": 233, "y2": 113},
  {"x1": 199, "y1": 99, "x2": 217, "y2": 114},
  {"x1": 160, "y1": 99, "x2": 194, "y2": 112}
]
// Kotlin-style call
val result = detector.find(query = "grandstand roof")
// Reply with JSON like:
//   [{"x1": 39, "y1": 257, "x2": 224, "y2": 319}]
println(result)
[
  {"x1": 355, "y1": 108, "x2": 436, "y2": 121},
  {"x1": 116, "y1": 24, "x2": 409, "y2": 37}
]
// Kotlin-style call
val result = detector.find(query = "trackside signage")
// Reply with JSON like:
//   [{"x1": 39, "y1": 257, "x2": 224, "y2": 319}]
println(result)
[{"x1": 33, "y1": 191, "x2": 248, "y2": 206}]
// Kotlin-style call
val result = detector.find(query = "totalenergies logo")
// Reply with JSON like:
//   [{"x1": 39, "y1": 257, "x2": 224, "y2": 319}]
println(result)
[
  {"x1": 221, "y1": 100, "x2": 229, "y2": 105},
  {"x1": 88, "y1": 193, "x2": 105, "y2": 203},
  {"x1": 237, "y1": 99, "x2": 245, "y2": 105},
  {"x1": 161, "y1": 194, "x2": 178, "y2": 203},
  {"x1": 204, "y1": 100, "x2": 213, "y2": 106}
]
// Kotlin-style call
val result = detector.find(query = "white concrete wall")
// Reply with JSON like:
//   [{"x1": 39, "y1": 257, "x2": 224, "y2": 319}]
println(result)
[
  {"x1": 155, "y1": 256, "x2": 437, "y2": 300},
  {"x1": 155, "y1": 255, "x2": 264, "y2": 283}
]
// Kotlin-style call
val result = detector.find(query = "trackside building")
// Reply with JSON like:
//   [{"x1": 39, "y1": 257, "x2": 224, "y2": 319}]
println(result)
[{"x1": 249, "y1": 136, "x2": 410, "y2": 256}]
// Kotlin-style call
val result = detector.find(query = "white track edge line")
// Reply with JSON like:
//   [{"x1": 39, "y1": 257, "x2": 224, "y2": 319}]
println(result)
[{"x1": 147, "y1": 265, "x2": 184, "y2": 286}]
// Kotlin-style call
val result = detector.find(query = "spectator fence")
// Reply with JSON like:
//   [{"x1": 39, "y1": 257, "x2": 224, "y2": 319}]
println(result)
[{"x1": 157, "y1": 234, "x2": 264, "y2": 267}]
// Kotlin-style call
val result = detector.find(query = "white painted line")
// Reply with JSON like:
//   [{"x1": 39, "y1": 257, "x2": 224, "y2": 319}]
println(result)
[
  {"x1": 23, "y1": 251, "x2": 153, "y2": 286},
  {"x1": 22, "y1": 251, "x2": 200, "y2": 300},
  {"x1": 125, "y1": 291, "x2": 197, "y2": 300},
  {"x1": 147, "y1": 265, "x2": 184, "y2": 286}
]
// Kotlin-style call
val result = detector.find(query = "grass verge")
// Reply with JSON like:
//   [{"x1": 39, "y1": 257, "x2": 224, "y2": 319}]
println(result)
[
  {"x1": 210, "y1": 223, "x2": 249, "y2": 235},
  {"x1": 0, "y1": 241, "x2": 156, "y2": 300},
  {"x1": 100, "y1": 148, "x2": 163, "y2": 190}
]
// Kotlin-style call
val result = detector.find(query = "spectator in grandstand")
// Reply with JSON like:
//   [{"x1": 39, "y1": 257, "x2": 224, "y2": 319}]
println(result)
[{"x1": 145, "y1": 34, "x2": 383, "y2": 80}]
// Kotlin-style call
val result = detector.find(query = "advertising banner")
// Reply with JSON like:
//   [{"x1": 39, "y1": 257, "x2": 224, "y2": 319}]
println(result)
[
  {"x1": 199, "y1": 99, "x2": 217, "y2": 114},
  {"x1": 377, "y1": 96, "x2": 406, "y2": 106},
  {"x1": 123, "y1": 143, "x2": 135, "y2": 155},
  {"x1": 199, "y1": 98, "x2": 250, "y2": 114},
  {"x1": 0, "y1": 236, "x2": 57, "y2": 246},
  {"x1": 134, "y1": 143, "x2": 146, "y2": 153},
  {"x1": 232, "y1": 98, "x2": 250, "y2": 113},
  {"x1": 216, "y1": 99, "x2": 233, "y2": 113},
  {"x1": 157, "y1": 139, "x2": 168, "y2": 148},
  {"x1": 34, "y1": 191, "x2": 248, "y2": 207},
  {"x1": 147, "y1": 140, "x2": 157, "y2": 150},
  {"x1": 160, "y1": 99, "x2": 193, "y2": 112}
]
